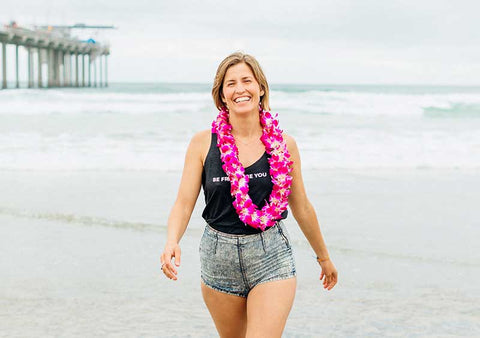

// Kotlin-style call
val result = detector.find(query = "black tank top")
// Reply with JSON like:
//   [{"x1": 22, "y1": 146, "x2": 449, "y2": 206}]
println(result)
[{"x1": 201, "y1": 133, "x2": 288, "y2": 235}]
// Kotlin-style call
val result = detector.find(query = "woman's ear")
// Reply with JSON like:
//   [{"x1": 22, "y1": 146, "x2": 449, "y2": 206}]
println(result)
[{"x1": 260, "y1": 88, "x2": 265, "y2": 97}]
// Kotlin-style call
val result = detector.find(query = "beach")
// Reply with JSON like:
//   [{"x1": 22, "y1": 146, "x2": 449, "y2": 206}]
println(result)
[
  {"x1": 0, "y1": 168, "x2": 478, "y2": 337},
  {"x1": 1, "y1": 84, "x2": 479, "y2": 336}
]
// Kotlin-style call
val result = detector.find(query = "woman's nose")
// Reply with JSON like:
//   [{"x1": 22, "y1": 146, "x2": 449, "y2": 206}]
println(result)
[{"x1": 235, "y1": 83, "x2": 246, "y2": 93}]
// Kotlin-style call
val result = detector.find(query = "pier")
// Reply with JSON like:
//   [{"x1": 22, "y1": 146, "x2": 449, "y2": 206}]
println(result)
[{"x1": 0, "y1": 22, "x2": 111, "y2": 89}]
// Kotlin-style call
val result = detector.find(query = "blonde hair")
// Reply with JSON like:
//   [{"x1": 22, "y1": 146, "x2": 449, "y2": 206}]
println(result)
[{"x1": 212, "y1": 52, "x2": 270, "y2": 111}]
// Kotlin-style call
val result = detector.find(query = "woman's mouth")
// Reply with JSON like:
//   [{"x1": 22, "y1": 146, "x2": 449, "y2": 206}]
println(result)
[{"x1": 234, "y1": 96, "x2": 251, "y2": 103}]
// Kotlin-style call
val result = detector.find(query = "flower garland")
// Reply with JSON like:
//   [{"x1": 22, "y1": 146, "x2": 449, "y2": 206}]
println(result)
[{"x1": 211, "y1": 106, "x2": 293, "y2": 231}]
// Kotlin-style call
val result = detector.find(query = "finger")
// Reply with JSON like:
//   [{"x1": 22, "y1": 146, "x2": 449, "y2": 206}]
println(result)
[
  {"x1": 163, "y1": 268, "x2": 177, "y2": 281},
  {"x1": 325, "y1": 275, "x2": 332, "y2": 288},
  {"x1": 320, "y1": 270, "x2": 324, "y2": 281},
  {"x1": 327, "y1": 276, "x2": 337, "y2": 290},
  {"x1": 160, "y1": 254, "x2": 166, "y2": 270},
  {"x1": 165, "y1": 261, "x2": 178, "y2": 275},
  {"x1": 327, "y1": 280, "x2": 336, "y2": 290},
  {"x1": 174, "y1": 246, "x2": 181, "y2": 267},
  {"x1": 163, "y1": 263, "x2": 178, "y2": 280}
]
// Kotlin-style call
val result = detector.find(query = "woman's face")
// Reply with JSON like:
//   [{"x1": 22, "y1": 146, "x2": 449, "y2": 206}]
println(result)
[{"x1": 222, "y1": 62, "x2": 264, "y2": 116}]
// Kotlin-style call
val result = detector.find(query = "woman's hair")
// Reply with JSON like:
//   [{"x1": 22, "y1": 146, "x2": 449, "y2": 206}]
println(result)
[{"x1": 212, "y1": 52, "x2": 270, "y2": 111}]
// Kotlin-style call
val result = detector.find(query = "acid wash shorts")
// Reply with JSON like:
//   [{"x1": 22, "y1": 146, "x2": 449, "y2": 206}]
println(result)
[{"x1": 199, "y1": 221, "x2": 296, "y2": 298}]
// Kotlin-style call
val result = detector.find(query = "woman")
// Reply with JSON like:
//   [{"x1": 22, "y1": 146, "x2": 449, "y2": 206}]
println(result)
[{"x1": 161, "y1": 52, "x2": 338, "y2": 337}]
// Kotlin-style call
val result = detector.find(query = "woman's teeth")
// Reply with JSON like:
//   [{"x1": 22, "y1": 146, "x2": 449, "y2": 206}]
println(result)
[{"x1": 235, "y1": 97, "x2": 250, "y2": 103}]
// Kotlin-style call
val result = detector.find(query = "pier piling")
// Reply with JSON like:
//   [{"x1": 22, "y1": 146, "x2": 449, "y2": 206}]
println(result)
[
  {"x1": 82, "y1": 54, "x2": 85, "y2": 87},
  {"x1": 94, "y1": 57, "x2": 97, "y2": 88},
  {"x1": 88, "y1": 55, "x2": 91, "y2": 87},
  {"x1": 15, "y1": 45, "x2": 19, "y2": 88},
  {"x1": 2, "y1": 42, "x2": 6, "y2": 89},
  {"x1": 27, "y1": 47, "x2": 33, "y2": 88},
  {"x1": 37, "y1": 47, "x2": 42, "y2": 88},
  {"x1": 47, "y1": 47, "x2": 53, "y2": 88},
  {"x1": 65, "y1": 51, "x2": 70, "y2": 87},
  {"x1": 105, "y1": 55, "x2": 108, "y2": 87},
  {"x1": 75, "y1": 51, "x2": 79, "y2": 87},
  {"x1": 99, "y1": 54, "x2": 103, "y2": 88}
]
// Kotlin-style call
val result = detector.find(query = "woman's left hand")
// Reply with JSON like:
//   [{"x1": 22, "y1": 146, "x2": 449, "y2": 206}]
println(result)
[{"x1": 319, "y1": 259, "x2": 338, "y2": 290}]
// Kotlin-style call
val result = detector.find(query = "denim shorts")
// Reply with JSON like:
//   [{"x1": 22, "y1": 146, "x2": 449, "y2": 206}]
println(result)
[{"x1": 199, "y1": 221, "x2": 296, "y2": 298}]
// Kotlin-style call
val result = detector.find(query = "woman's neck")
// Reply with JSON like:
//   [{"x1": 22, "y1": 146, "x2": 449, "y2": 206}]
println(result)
[{"x1": 229, "y1": 111, "x2": 262, "y2": 138}]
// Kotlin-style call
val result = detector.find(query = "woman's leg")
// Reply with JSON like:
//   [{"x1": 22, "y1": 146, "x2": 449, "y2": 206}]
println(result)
[
  {"x1": 245, "y1": 277, "x2": 297, "y2": 338},
  {"x1": 201, "y1": 281, "x2": 248, "y2": 338}
]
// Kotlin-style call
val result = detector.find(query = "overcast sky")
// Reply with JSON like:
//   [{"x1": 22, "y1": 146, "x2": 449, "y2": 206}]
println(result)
[{"x1": 2, "y1": 0, "x2": 480, "y2": 84}]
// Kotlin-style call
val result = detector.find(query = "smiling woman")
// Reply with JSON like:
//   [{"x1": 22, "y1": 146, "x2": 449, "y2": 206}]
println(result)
[{"x1": 160, "y1": 51, "x2": 337, "y2": 337}]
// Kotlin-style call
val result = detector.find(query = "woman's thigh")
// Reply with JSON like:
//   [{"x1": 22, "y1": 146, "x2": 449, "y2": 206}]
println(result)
[
  {"x1": 201, "y1": 281, "x2": 247, "y2": 338},
  {"x1": 245, "y1": 277, "x2": 297, "y2": 338}
]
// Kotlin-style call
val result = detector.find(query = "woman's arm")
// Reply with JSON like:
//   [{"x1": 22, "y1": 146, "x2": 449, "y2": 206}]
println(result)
[
  {"x1": 161, "y1": 130, "x2": 210, "y2": 281},
  {"x1": 285, "y1": 134, "x2": 338, "y2": 290}
]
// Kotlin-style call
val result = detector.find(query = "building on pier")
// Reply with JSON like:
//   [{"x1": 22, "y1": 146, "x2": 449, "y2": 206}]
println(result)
[{"x1": 0, "y1": 22, "x2": 113, "y2": 89}]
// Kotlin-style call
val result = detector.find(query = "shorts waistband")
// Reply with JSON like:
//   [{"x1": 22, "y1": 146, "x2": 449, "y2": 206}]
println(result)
[{"x1": 205, "y1": 221, "x2": 284, "y2": 244}]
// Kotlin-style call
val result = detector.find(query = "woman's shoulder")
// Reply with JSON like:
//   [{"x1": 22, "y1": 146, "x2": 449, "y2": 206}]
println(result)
[
  {"x1": 189, "y1": 129, "x2": 212, "y2": 164},
  {"x1": 191, "y1": 129, "x2": 211, "y2": 143},
  {"x1": 282, "y1": 133, "x2": 298, "y2": 151}
]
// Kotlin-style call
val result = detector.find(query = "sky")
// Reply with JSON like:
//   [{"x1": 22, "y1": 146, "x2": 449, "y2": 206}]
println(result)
[{"x1": 1, "y1": 0, "x2": 480, "y2": 85}]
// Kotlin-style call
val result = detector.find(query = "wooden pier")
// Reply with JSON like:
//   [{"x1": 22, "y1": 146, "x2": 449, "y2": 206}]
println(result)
[{"x1": 0, "y1": 23, "x2": 111, "y2": 89}]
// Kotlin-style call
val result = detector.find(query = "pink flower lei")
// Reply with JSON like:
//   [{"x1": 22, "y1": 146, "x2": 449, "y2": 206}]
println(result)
[{"x1": 211, "y1": 106, "x2": 293, "y2": 231}]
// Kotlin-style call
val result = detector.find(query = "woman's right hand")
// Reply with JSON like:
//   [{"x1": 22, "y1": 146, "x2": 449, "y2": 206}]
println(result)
[{"x1": 160, "y1": 242, "x2": 181, "y2": 281}]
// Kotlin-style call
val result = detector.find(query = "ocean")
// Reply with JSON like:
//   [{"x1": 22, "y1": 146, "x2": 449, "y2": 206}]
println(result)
[
  {"x1": 0, "y1": 83, "x2": 479, "y2": 337},
  {"x1": 1, "y1": 83, "x2": 480, "y2": 172}
]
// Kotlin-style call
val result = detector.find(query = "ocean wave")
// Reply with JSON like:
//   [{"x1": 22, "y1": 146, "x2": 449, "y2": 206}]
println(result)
[
  {"x1": 423, "y1": 103, "x2": 480, "y2": 118},
  {"x1": 0, "y1": 88, "x2": 213, "y2": 115},
  {"x1": 272, "y1": 91, "x2": 480, "y2": 117}
]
